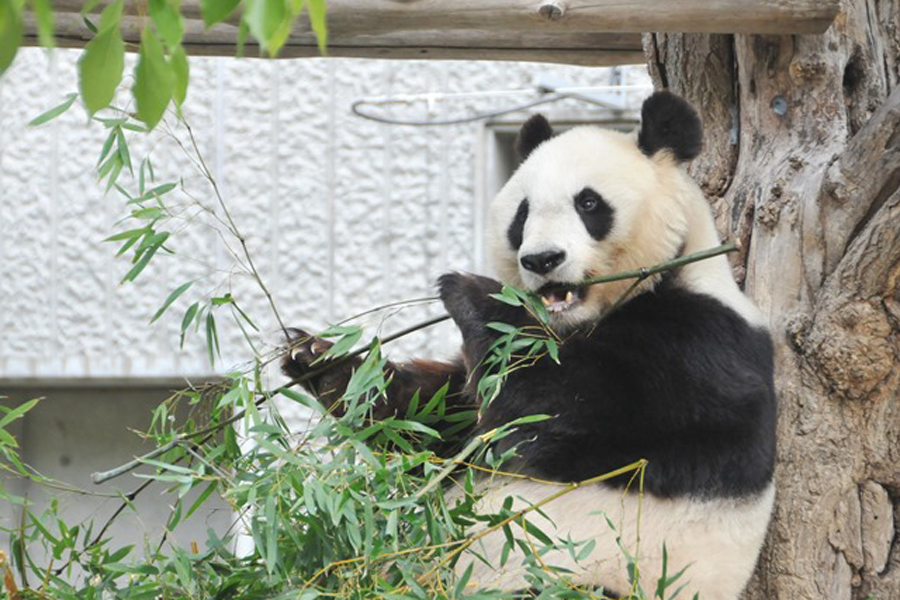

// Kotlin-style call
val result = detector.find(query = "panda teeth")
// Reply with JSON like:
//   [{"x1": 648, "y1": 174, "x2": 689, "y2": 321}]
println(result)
[
  {"x1": 541, "y1": 296, "x2": 552, "y2": 307},
  {"x1": 565, "y1": 291, "x2": 574, "y2": 303}
]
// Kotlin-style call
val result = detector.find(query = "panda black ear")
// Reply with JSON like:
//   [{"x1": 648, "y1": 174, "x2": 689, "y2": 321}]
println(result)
[
  {"x1": 516, "y1": 114, "x2": 554, "y2": 160},
  {"x1": 637, "y1": 91, "x2": 703, "y2": 162}
]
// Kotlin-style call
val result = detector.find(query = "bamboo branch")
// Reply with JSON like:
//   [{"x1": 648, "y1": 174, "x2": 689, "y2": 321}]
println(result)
[
  {"x1": 580, "y1": 241, "x2": 737, "y2": 287},
  {"x1": 90, "y1": 313, "x2": 452, "y2": 485},
  {"x1": 182, "y1": 120, "x2": 289, "y2": 338},
  {"x1": 418, "y1": 459, "x2": 649, "y2": 584},
  {"x1": 90, "y1": 439, "x2": 180, "y2": 484},
  {"x1": 91, "y1": 243, "x2": 736, "y2": 485},
  {"x1": 298, "y1": 459, "x2": 648, "y2": 593}
]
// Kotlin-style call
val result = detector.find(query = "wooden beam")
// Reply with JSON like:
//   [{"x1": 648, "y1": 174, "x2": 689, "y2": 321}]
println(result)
[
  {"x1": 26, "y1": 13, "x2": 646, "y2": 66},
  {"x1": 52, "y1": 0, "x2": 839, "y2": 35},
  {"x1": 27, "y1": 0, "x2": 838, "y2": 65}
]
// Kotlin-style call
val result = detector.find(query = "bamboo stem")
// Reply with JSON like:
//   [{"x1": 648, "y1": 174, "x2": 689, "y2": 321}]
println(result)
[{"x1": 580, "y1": 241, "x2": 737, "y2": 287}]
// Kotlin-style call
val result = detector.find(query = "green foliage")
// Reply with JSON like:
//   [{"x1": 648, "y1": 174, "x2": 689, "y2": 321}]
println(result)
[
  {"x1": 201, "y1": 0, "x2": 240, "y2": 27},
  {"x1": 1, "y1": 0, "x2": 330, "y2": 129},
  {"x1": 0, "y1": 336, "x2": 648, "y2": 600},
  {"x1": 0, "y1": 0, "x2": 24, "y2": 75},
  {"x1": 133, "y1": 26, "x2": 175, "y2": 129},
  {"x1": 477, "y1": 285, "x2": 561, "y2": 413},
  {"x1": 29, "y1": 0, "x2": 52, "y2": 48},
  {"x1": 28, "y1": 92, "x2": 77, "y2": 126},
  {"x1": 78, "y1": 0, "x2": 125, "y2": 115}
]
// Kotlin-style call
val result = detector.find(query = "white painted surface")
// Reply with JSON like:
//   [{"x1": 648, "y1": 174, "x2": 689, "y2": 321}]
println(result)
[{"x1": 0, "y1": 49, "x2": 649, "y2": 382}]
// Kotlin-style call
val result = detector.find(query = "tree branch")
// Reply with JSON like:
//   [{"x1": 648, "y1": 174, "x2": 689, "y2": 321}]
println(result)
[{"x1": 816, "y1": 86, "x2": 900, "y2": 280}]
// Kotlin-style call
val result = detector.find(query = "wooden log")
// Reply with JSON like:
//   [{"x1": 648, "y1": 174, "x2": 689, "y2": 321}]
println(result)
[
  {"x1": 47, "y1": 0, "x2": 838, "y2": 39},
  {"x1": 25, "y1": 13, "x2": 645, "y2": 65},
  {"x1": 27, "y1": 0, "x2": 838, "y2": 64}
]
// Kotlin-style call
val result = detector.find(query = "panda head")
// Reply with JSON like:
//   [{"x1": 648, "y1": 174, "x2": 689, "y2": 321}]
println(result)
[{"x1": 487, "y1": 91, "x2": 704, "y2": 330}]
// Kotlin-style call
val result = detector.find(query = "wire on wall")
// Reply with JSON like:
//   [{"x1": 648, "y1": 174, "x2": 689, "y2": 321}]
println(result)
[{"x1": 351, "y1": 84, "x2": 653, "y2": 127}]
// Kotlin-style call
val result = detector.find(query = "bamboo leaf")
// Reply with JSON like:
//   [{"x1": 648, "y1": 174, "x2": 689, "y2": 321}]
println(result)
[
  {"x1": 382, "y1": 418, "x2": 441, "y2": 440},
  {"x1": 148, "y1": 0, "x2": 183, "y2": 50},
  {"x1": 243, "y1": 0, "x2": 288, "y2": 56},
  {"x1": 104, "y1": 227, "x2": 149, "y2": 242},
  {"x1": 490, "y1": 287, "x2": 523, "y2": 307},
  {"x1": 278, "y1": 388, "x2": 325, "y2": 414},
  {"x1": 0, "y1": 427, "x2": 17, "y2": 447},
  {"x1": 575, "y1": 538, "x2": 596, "y2": 562},
  {"x1": 138, "y1": 159, "x2": 147, "y2": 194},
  {"x1": 78, "y1": 1, "x2": 124, "y2": 114},
  {"x1": 205, "y1": 310, "x2": 220, "y2": 366},
  {"x1": 545, "y1": 338, "x2": 560, "y2": 363},
  {"x1": 116, "y1": 127, "x2": 132, "y2": 175},
  {"x1": 82, "y1": 15, "x2": 97, "y2": 33},
  {"x1": 170, "y1": 45, "x2": 189, "y2": 108},
  {"x1": 319, "y1": 325, "x2": 362, "y2": 360},
  {"x1": 30, "y1": 0, "x2": 54, "y2": 47},
  {"x1": 104, "y1": 157, "x2": 124, "y2": 192},
  {"x1": 184, "y1": 481, "x2": 217, "y2": 521},
  {"x1": 200, "y1": 0, "x2": 239, "y2": 27},
  {"x1": 121, "y1": 243, "x2": 160, "y2": 282},
  {"x1": 180, "y1": 302, "x2": 199, "y2": 348},
  {"x1": 97, "y1": 128, "x2": 117, "y2": 165},
  {"x1": 0, "y1": 398, "x2": 40, "y2": 430},
  {"x1": 231, "y1": 300, "x2": 258, "y2": 331},
  {"x1": 306, "y1": 0, "x2": 327, "y2": 53},
  {"x1": 486, "y1": 322, "x2": 517, "y2": 334},
  {"x1": 264, "y1": 494, "x2": 278, "y2": 574},
  {"x1": 0, "y1": 0, "x2": 23, "y2": 76},
  {"x1": 29, "y1": 93, "x2": 77, "y2": 127},
  {"x1": 115, "y1": 233, "x2": 143, "y2": 257},
  {"x1": 151, "y1": 281, "x2": 193, "y2": 323},
  {"x1": 133, "y1": 27, "x2": 174, "y2": 130},
  {"x1": 79, "y1": 0, "x2": 102, "y2": 16},
  {"x1": 236, "y1": 17, "x2": 249, "y2": 57}
]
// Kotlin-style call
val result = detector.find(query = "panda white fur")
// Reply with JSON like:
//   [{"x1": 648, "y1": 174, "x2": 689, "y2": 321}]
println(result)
[{"x1": 284, "y1": 91, "x2": 776, "y2": 600}]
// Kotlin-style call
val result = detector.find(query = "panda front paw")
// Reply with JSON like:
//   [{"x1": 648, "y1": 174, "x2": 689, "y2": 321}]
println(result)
[
  {"x1": 282, "y1": 327, "x2": 352, "y2": 412},
  {"x1": 438, "y1": 272, "x2": 532, "y2": 343},
  {"x1": 437, "y1": 272, "x2": 503, "y2": 313}
]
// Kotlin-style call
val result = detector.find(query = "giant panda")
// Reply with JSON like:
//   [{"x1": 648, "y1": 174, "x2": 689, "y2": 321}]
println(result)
[{"x1": 284, "y1": 91, "x2": 776, "y2": 600}]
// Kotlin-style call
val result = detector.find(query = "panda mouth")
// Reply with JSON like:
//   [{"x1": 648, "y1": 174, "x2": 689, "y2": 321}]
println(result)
[{"x1": 536, "y1": 283, "x2": 585, "y2": 313}]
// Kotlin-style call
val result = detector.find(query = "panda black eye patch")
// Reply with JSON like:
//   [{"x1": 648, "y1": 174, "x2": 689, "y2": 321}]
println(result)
[
  {"x1": 574, "y1": 188, "x2": 614, "y2": 240},
  {"x1": 507, "y1": 199, "x2": 529, "y2": 250}
]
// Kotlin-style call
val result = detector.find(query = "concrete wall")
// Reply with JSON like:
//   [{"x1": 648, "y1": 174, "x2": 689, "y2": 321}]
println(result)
[{"x1": 0, "y1": 386, "x2": 233, "y2": 564}]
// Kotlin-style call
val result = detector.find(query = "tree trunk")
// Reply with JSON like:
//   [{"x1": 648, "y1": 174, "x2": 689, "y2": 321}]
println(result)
[{"x1": 644, "y1": 3, "x2": 900, "y2": 598}]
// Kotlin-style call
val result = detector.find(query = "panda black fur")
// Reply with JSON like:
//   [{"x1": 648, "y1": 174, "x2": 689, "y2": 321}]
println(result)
[{"x1": 284, "y1": 91, "x2": 776, "y2": 600}]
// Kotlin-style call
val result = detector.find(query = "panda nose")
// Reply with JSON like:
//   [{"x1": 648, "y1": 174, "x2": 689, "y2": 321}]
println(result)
[{"x1": 520, "y1": 250, "x2": 566, "y2": 275}]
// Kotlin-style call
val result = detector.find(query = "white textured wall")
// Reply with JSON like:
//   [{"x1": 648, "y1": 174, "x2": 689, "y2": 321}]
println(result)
[{"x1": 0, "y1": 49, "x2": 648, "y2": 381}]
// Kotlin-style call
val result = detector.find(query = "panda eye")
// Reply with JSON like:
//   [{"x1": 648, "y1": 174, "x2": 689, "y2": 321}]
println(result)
[{"x1": 575, "y1": 190, "x2": 602, "y2": 213}]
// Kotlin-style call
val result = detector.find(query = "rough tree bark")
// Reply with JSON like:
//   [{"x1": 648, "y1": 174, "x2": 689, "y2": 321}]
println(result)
[{"x1": 644, "y1": 2, "x2": 900, "y2": 599}]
